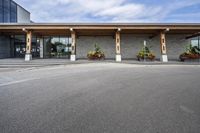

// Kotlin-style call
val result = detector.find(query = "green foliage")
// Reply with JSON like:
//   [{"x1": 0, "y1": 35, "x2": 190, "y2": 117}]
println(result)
[
  {"x1": 184, "y1": 44, "x2": 200, "y2": 54},
  {"x1": 191, "y1": 46, "x2": 200, "y2": 54},
  {"x1": 180, "y1": 44, "x2": 200, "y2": 61},
  {"x1": 137, "y1": 45, "x2": 155, "y2": 60},
  {"x1": 87, "y1": 43, "x2": 105, "y2": 60},
  {"x1": 94, "y1": 44, "x2": 101, "y2": 53},
  {"x1": 54, "y1": 42, "x2": 64, "y2": 46},
  {"x1": 185, "y1": 44, "x2": 191, "y2": 53}
]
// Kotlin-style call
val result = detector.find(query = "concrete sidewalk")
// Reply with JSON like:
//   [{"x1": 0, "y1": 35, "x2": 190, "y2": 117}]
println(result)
[
  {"x1": 0, "y1": 58, "x2": 200, "y2": 68},
  {"x1": 0, "y1": 58, "x2": 91, "y2": 68}
]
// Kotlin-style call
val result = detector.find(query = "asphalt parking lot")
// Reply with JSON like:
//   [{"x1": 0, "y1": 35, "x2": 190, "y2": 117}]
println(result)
[{"x1": 0, "y1": 63, "x2": 200, "y2": 133}]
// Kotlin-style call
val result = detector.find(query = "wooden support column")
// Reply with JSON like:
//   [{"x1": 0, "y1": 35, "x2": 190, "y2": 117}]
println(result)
[
  {"x1": 70, "y1": 30, "x2": 76, "y2": 61},
  {"x1": 160, "y1": 32, "x2": 168, "y2": 62},
  {"x1": 115, "y1": 31, "x2": 122, "y2": 62},
  {"x1": 25, "y1": 31, "x2": 32, "y2": 61}
]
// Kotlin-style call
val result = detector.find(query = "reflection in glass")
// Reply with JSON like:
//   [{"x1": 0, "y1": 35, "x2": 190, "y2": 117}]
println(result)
[
  {"x1": 10, "y1": 1, "x2": 17, "y2": 22},
  {"x1": 0, "y1": 0, "x2": 18, "y2": 23},
  {"x1": 3, "y1": 0, "x2": 11, "y2": 22},
  {"x1": 0, "y1": 0, "x2": 3, "y2": 22},
  {"x1": 44, "y1": 36, "x2": 72, "y2": 58},
  {"x1": 14, "y1": 35, "x2": 26, "y2": 58},
  {"x1": 191, "y1": 37, "x2": 199, "y2": 47},
  {"x1": 31, "y1": 36, "x2": 40, "y2": 57},
  {"x1": 14, "y1": 35, "x2": 40, "y2": 58}
]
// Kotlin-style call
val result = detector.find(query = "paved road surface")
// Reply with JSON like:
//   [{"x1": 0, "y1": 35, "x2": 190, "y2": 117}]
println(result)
[{"x1": 0, "y1": 63, "x2": 200, "y2": 133}]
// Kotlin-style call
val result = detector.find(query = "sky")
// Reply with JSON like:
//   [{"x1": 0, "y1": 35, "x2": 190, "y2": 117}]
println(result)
[{"x1": 14, "y1": 0, "x2": 200, "y2": 23}]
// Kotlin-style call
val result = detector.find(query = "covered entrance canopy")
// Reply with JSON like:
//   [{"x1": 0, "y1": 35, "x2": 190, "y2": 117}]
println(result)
[
  {"x1": 0, "y1": 23, "x2": 200, "y2": 61},
  {"x1": 1, "y1": 23, "x2": 200, "y2": 35}
]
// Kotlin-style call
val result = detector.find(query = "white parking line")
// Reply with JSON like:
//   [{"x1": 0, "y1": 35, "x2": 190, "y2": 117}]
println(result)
[{"x1": 0, "y1": 78, "x2": 38, "y2": 87}]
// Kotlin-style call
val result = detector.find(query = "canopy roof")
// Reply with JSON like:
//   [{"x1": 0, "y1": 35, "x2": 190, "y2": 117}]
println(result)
[{"x1": 0, "y1": 23, "x2": 200, "y2": 36}]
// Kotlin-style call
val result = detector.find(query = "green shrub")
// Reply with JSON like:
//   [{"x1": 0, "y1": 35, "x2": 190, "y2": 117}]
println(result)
[
  {"x1": 87, "y1": 44, "x2": 105, "y2": 60},
  {"x1": 137, "y1": 45, "x2": 155, "y2": 61},
  {"x1": 179, "y1": 44, "x2": 200, "y2": 61}
]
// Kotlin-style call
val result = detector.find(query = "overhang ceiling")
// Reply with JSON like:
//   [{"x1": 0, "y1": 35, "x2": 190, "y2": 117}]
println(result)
[{"x1": 0, "y1": 23, "x2": 200, "y2": 36}]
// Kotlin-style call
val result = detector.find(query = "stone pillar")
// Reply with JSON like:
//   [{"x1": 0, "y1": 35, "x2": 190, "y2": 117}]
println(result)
[
  {"x1": 25, "y1": 31, "x2": 32, "y2": 61},
  {"x1": 39, "y1": 38, "x2": 44, "y2": 58},
  {"x1": 115, "y1": 31, "x2": 121, "y2": 62},
  {"x1": 70, "y1": 31, "x2": 76, "y2": 61},
  {"x1": 160, "y1": 32, "x2": 168, "y2": 62}
]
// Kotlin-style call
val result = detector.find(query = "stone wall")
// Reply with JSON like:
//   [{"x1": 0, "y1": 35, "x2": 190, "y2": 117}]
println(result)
[
  {"x1": 121, "y1": 34, "x2": 160, "y2": 60},
  {"x1": 76, "y1": 34, "x2": 190, "y2": 60},
  {"x1": 166, "y1": 34, "x2": 190, "y2": 60},
  {"x1": 121, "y1": 34, "x2": 190, "y2": 60},
  {"x1": 76, "y1": 36, "x2": 115, "y2": 59}
]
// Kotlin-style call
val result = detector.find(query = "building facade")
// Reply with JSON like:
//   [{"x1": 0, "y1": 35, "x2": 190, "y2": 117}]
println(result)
[
  {"x1": 0, "y1": 0, "x2": 30, "y2": 58},
  {"x1": 0, "y1": 1, "x2": 200, "y2": 62},
  {"x1": 0, "y1": 0, "x2": 30, "y2": 23}
]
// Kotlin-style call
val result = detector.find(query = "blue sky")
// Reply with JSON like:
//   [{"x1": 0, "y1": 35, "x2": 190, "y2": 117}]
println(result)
[{"x1": 15, "y1": 0, "x2": 200, "y2": 23}]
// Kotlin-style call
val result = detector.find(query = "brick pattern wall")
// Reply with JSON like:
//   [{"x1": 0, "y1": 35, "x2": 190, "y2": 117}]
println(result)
[
  {"x1": 121, "y1": 34, "x2": 190, "y2": 60},
  {"x1": 76, "y1": 36, "x2": 115, "y2": 59},
  {"x1": 121, "y1": 34, "x2": 160, "y2": 60},
  {"x1": 166, "y1": 34, "x2": 190, "y2": 60},
  {"x1": 76, "y1": 34, "x2": 190, "y2": 60}
]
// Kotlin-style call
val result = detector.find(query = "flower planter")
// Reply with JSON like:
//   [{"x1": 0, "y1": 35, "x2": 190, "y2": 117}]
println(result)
[
  {"x1": 87, "y1": 44, "x2": 105, "y2": 60},
  {"x1": 180, "y1": 45, "x2": 200, "y2": 62},
  {"x1": 136, "y1": 45, "x2": 156, "y2": 62},
  {"x1": 137, "y1": 57, "x2": 155, "y2": 61},
  {"x1": 180, "y1": 54, "x2": 200, "y2": 62},
  {"x1": 87, "y1": 54, "x2": 105, "y2": 60}
]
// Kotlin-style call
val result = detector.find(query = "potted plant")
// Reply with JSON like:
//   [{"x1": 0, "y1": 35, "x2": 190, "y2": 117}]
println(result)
[
  {"x1": 87, "y1": 44, "x2": 105, "y2": 60},
  {"x1": 137, "y1": 45, "x2": 155, "y2": 61},
  {"x1": 179, "y1": 44, "x2": 200, "y2": 62}
]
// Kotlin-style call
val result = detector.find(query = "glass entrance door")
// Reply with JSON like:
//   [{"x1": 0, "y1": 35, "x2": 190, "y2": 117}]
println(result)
[
  {"x1": 14, "y1": 42, "x2": 26, "y2": 58},
  {"x1": 31, "y1": 37, "x2": 40, "y2": 58},
  {"x1": 14, "y1": 35, "x2": 40, "y2": 58},
  {"x1": 14, "y1": 35, "x2": 26, "y2": 58},
  {"x1": 44, "y1": 36, "x2": 72, "y2": 59}
]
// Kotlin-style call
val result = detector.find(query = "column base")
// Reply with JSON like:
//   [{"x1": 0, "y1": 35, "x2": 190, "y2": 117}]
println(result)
[
  {"x1": 160, "y1": 54, "x2": 168, "y2": 62},
  {"x1": 70, "y1": 54, "x2": 76, "y2": 61},
  {"x1": 25, "y1": 53, "x2": 32, "y2": 61},
  {"x1": 116, "y1": 54, "x2": 122, "y2": 62}
]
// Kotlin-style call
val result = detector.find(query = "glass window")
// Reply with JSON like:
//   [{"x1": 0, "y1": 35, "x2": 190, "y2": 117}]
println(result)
[
  {"x1": 0, "y1": 0, "x2": 3, "y2": 22},
  {"x1": 43, "y1": 36, "x2": 71, "y2": 58},
  {"x1": 60, "y1": 37, "x2": 67, "y2": 45},
  {"x1": 191, "y1": 37, "x2": 199, "y2": 47},
  {"x1": 32, "y1": 36, "x2": 37, "y2": 43},
  {"x1": 3, "y1": 0, "x2": 11, "y2": 22},
  {"x1": 14, "y1": 35, "x2": 26, "y2": 42},
  {"x1": 31, "y1": 36, "x2": 40, "y2": 57},
  {"x1": 14, "y1": 35, "x2": 26, "y2": 58},
  {"x1": 10, "y1": 1, "x2": 17, "y2": 22},
  {"x1": 51, "y1": 37, "x2": 59, "y2": 44},
  {"x1": 60, "y1": 37, "x2": 69, "y2": 52},
  {"x1": 43, "y1": 37, "x2": 52, "y2": 58}
]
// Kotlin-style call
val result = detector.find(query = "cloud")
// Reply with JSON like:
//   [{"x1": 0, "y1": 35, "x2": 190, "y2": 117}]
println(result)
[
  {"x1": 94, "y1": 4, "x2": 144, "y2": 17},
  {"x1": 14, "y1": 0, "x2": 200, "y2": 23}
]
